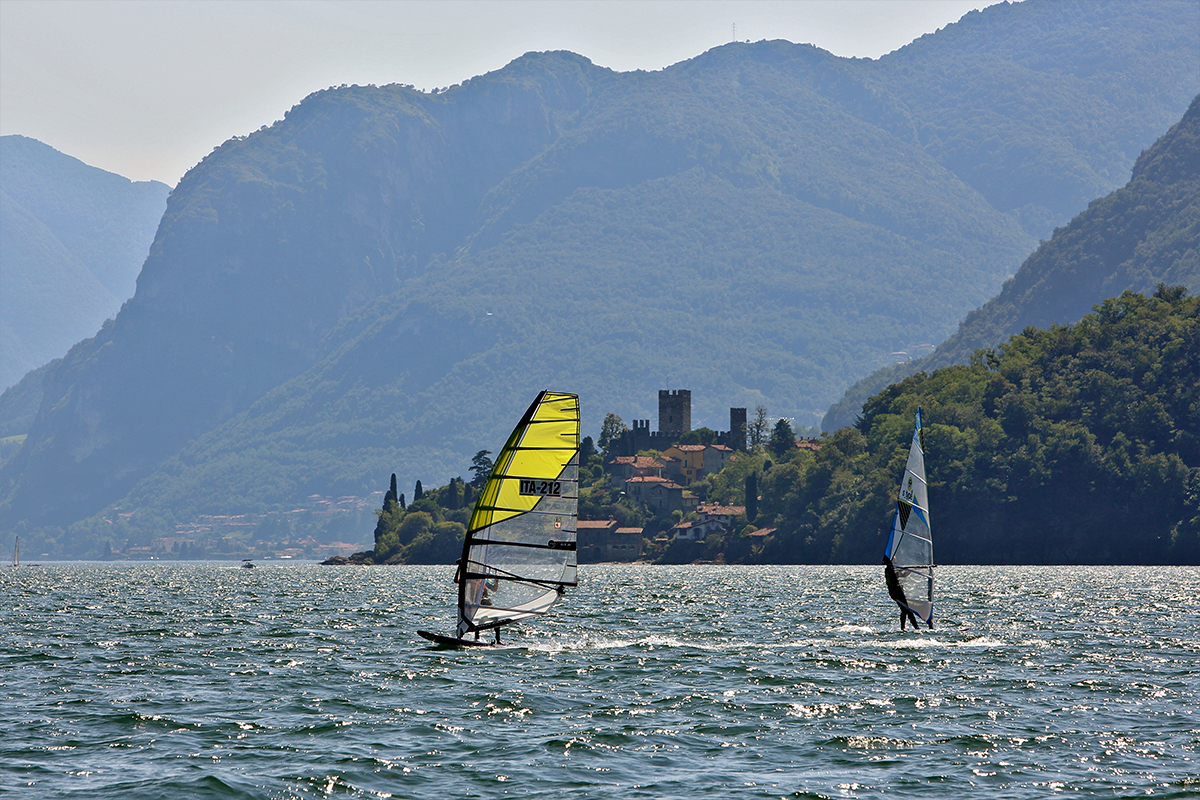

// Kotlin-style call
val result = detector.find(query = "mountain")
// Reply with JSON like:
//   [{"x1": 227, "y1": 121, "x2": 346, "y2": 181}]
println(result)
[
  {"x1": 0, "y1": 135, "x2": 170, "y2": 390},
  {"x1": 824, "y1": 93, "x2": 1200, "y2": 431},
  {"x1": 755, "y1": 286, "x2": 1199, "y2": 565},
  {"x1": 2, "y1": 0, "x2": 1197, "y2": 550}
]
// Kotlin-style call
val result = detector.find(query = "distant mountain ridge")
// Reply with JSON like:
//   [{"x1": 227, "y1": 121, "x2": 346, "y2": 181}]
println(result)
[
  {"x1": 0, "y1": 135, "x2": 170, "y2": 390},
  {"x1": 1, "y1": 0, "x2": 1197, "y2": 548},
  {"x1": 823, "y1": 93, "x2": 1200, "y2": 431}
]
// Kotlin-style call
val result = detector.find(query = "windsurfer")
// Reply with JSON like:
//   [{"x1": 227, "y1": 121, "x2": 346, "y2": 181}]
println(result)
[{"x1": 883, "y1": 555, "x2": 922, "y2": 630}]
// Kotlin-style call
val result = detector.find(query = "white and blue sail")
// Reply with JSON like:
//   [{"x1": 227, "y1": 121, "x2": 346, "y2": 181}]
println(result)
[{"x1": 883, "y1": 407, "x2": 934, "y2": 625}]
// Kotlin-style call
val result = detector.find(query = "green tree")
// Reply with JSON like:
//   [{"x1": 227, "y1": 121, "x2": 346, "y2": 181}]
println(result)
[
  {"x1": 445, "y1": 477, "x2": 462, "y2": 509},
  {"x1": 469, "y1": 450, "x2": 493, "y2": 488},
  {"x1": 745, "y1": 472, "x2": 758, "y2": 521},
  {"x1": 769, "y1": 419, "x2": 796, "y2": 457},
  {"x1": 749, "y1": 406, "x2": 769, "y2": 448},
  {"x1": 599, "y1": 413, "x2": 627, "y2": 455},
  {"x1": 405, "y1": 520, "x2": 466, "y2": 564}
]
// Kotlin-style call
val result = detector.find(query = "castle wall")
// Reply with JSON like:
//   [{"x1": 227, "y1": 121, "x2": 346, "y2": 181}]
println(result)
[{"x1": 611, "y1": 394, "x2": 745, "y2": 455}]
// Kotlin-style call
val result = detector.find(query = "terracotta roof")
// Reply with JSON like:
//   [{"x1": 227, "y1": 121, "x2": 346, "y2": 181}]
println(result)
[
  {"x1": 578, "y1": 520, "x2": 618, "y2": 529},
  {"x1": 797, "y1": 439, "x2": 822, "y2": 451},
  {"x1": 707, "y1": 444, "x2": 733, "y2": 451},
  {"x1": 747, "y1": 527, "x2": 776, "y2": 537},
  {"x1": 698, "y1": 504, "x2": 745, "y2": 517},
  {"x1": 625, "y1": 476, "x2": 669, "y2": 484},
  {"x1": 615, "y1": 527, "x2": 644, "y2": 535},
  {"x1": 611, "y1": 456, "x2": 666, "y2": 467},
  {"x1": 668, "y1": 444, "x2": 707, "y2": 452}
]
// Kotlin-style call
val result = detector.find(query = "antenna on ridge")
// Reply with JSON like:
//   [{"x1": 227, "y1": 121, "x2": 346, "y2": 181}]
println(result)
[{"x1": 732, "y1": 22, "x2": 736, "y2": 42}]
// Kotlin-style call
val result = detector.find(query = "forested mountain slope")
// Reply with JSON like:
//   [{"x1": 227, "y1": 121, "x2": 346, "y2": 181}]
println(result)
[
  {"x1": 2, "y1": 1, "x2": 1196, "y2": 548},
  {"x1": 825, "y1": 93, "x2": 1200, "y2": 431},
  {"x1": 0, "y1": 136, "x2": 169, "y2": 389},
  {"x1": 756, "y1": 287, "x2": 1199, "y2": 565}
]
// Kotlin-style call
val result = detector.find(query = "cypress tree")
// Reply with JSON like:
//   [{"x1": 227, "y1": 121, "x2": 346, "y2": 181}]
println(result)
[
  {"x1": 414, "y1": 480, "x2": 424, "y2": 502},
  {"x1": 745, "y1": 472, "x2": 758, "y2": 521}
]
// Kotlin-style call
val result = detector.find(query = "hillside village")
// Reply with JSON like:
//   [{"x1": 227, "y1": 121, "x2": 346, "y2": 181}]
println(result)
[
  {"x1": 321, "y1": 387, "x2": 820, "y2": 567},
  {"x1": 577, "y1": 389, "x2": 818, "y2": 564}
]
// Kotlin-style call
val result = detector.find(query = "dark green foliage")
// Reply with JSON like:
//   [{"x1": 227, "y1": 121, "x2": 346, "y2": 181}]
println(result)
[
  {"x1": 598, "y1": 414, "x2": 627, "y2": 457},
  {"x1": 745, "y1": 472, "x2": 758, "y2": 522},
  {"x1": 413, "y1": 480, "x2": 423, "y2": 503},
  {"x1": 404, "y1": 520, "x2": 467, "y2": 564},
  {"x1": 445, "y1": 477, "x2": 462, "y2": 509},
  {"x1": 2, "y1": 3, "x2": 1197, "y2": 543},
  {"x1": 469, "y1": 451, "x2": 493, "y2": 489},
  {"x1": 369, "y1": 473, "x2": 474, "y2": 564},
  {"x1": 769, "y1": 419, "x2": 796, "y2": 457},
  {"x1": 768, "y1": 289, "x2": 1200, "y2": 565},
  {"x1": 677, "y1": 427, "x2": 717, "y2": 446},
  {"x1": 580, "y1": 436, "x2": 596, "y2": 463}
]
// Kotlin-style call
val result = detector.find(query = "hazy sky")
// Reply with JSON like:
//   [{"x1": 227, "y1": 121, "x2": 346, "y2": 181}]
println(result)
[{"x1": 1, "y1": 0, "x2": 996, "y2": 185}]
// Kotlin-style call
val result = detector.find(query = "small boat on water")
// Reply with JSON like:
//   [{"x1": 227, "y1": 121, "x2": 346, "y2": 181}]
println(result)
[
  {"x1": 242, "y1": 559, "x2": 255, "y2": 569},
  {"x1": 10, "y1": 536, "x2": 17, "y2": 568},
  {"x1": 418, "y1": 390, "x2": 580, "y2": 648},
  {"x1": 882, "y1": 407, "x2": 935, "y2": 629}
]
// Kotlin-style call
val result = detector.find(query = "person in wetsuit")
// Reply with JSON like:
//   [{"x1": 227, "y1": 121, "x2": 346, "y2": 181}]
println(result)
[{"x1": 883, "y1": 555, "x2": 922, "y2": 630}]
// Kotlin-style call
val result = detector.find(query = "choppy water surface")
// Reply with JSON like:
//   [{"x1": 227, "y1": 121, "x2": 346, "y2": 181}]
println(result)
[{"x1": 2, "y1": 563, "x2": 1197, "y2": 798}]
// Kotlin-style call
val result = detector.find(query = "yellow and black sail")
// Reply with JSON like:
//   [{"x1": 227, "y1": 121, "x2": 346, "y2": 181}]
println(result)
[{"x1": 454, "y1": 390, "x2": 580, "y2": 639}]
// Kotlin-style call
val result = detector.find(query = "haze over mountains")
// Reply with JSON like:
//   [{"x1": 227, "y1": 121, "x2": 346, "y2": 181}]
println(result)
[
  {"x1": 0, "y1": 135, "x2": 169, "y2": 390},
  {"x1": 825, "y1": 94, "x2": 1200, "y2": 430},
  {"x1": 1, "y1": 0, "x2": 1197, "y2": 548}
]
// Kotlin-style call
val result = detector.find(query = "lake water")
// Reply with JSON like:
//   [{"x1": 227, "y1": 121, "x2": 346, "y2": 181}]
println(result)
[{"x1": 2, "y1": 563, "x2": 1197, "y2": 799}]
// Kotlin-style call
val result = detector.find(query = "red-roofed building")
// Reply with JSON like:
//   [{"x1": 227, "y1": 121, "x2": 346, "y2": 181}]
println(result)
[
  {"x1": 697, "y1": 504, "x2": 746, "y2": 528},
  {"x1": 662, "y1": 444, "x2": 706, "y2": 484},
  {"x1": 661, "y1": 443, "x2": 736, "y2": 485},
  {"x1": 669, "y1": 517, "x2": 726, "y2": 543},
  {"x1": 704, "y1": 443, "x2": 734, "y2": 473},
  {"x1": 577, "y1": 519, "x2": 643, "y2": 562},
  {"x1": 607, "y1": 455, "x2": 666, "y2": 491},
  {"x1": 624, "y1": 476, "x2": 696, "y2": 514}
]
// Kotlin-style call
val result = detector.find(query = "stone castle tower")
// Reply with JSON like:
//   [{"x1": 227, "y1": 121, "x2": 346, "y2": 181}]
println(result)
[
  {"x1": 658, "y1": 389, "x2": 691, "y2": 436},
  {"x1": 728, "y1": 407, "x2": 747, "y2": 452}
]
